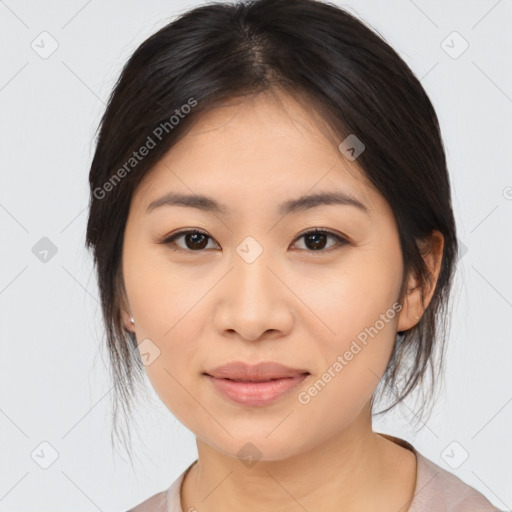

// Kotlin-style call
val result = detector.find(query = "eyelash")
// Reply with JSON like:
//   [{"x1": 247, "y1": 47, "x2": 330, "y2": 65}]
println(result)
[{"x1": 159, "y1": 228, "x2": 349, "y2": 254}]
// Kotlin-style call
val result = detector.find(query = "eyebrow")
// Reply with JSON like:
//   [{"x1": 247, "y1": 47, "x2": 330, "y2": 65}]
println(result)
[{"x1": 146, "y1": 190, "x2": 369, "y2": 216}]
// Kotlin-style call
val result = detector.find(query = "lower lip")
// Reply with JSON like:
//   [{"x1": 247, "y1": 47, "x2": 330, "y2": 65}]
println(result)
[{"x1": 206, "y1": 373, "x2": 309, "y2": 407}]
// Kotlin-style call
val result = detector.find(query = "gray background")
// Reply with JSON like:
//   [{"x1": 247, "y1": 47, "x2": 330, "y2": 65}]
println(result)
[{"x1": 1, "y1": 0, "x2": 511, "y2": 510}]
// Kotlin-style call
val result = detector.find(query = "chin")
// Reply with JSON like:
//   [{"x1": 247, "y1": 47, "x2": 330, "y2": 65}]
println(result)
[{"x1": 199, "y1": 424, "x2": 313, "y2": 464}]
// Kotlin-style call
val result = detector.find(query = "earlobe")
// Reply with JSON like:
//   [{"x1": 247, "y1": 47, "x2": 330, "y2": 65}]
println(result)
[
  {"x1": 396, "y1": 230, "x2": 444, "y2": 333},
  {"x1": 122, "y1": 310, "x2": 136, "y2": 332},
  {"x1": 396, "y1": 279, "x2": 423, "y2": 333}
]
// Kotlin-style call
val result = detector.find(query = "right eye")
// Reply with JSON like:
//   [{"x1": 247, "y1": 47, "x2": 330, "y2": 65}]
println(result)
[{"x1": 160, "y1": 229, "x2": 220, "y2": 251}]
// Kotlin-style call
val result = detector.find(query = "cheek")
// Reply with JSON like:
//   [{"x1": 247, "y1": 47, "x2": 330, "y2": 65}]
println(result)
[
  {"x1": 123, "y1": 243, "x2": 210, "y2": 337},
  {"x1": 295, "y1": 251, "x2": 402, "y2": 347},
  {"x1": 133, "y1": 311, "x2": 206, "y2": 430},
  {"x1": 291, "y1": 275, "x2": 400, "y2": 442},
  {"x1": 291, "y1": 254, "x2": 401, "y2": 402},
  {"x1": 127, "y1": 274, "x2": 218, "y2": 428},
  {"x1": 123, "y1": 254, "x2": 213, "y2": 420}
]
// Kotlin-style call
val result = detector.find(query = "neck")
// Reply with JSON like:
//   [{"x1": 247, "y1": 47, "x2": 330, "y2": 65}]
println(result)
[{"x1": 180, "y1": 403, "x2": 417, "y2": 512}]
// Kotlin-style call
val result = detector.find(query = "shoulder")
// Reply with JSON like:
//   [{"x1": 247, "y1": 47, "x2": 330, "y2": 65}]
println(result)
[
  {"x1": 411, "y1": 450, "x2": 501, "y2": 512},
  {"x1": 125, "y1": 489, "x2": 168, "y2": 512},
  {"x1": 124, "y1": 460, "x2": 196, "y2": 512},
  {"x1": 378, "y1": 433, "x2": 500, "y2": 512}
]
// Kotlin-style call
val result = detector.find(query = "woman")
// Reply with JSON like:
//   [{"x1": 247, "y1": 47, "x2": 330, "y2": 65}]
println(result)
[{"x1": 85, "y1": 0, "x2": 500, "y2": 510}]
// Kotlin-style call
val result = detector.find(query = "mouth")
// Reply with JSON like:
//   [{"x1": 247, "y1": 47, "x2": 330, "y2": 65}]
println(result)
[{"x1": 203, "y1": 361, "x2": 310, "y2": 406}]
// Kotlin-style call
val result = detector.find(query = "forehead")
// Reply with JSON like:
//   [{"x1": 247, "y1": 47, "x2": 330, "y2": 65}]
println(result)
[{"x1": 133, "y1": 91, "x2": 383, "y2": 217}]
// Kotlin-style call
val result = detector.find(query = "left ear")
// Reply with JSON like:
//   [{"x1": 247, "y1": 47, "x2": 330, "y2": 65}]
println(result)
[{"x1": 397, "y1": 230, "x2": 444, "y2": 333}]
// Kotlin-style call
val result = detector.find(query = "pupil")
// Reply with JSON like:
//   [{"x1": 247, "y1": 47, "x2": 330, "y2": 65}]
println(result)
[
  {"x1": 187, "y1": 233, "x2": 207, "y2": 250},
  {"x1": 306, "y1": 233, "x2": 326, "y2": 250}
]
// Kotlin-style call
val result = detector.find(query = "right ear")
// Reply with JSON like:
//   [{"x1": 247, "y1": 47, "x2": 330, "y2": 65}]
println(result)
[
  {"x1": 122, "y1": 310, "x2": 135, "y2": 333},
  {"x1": 116, "y1": 267, "x2": 135, "y2": 333}
]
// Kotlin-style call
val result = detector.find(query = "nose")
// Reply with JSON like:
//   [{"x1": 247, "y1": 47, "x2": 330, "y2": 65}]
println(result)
[{"x1": 212, "y1": 245, "x2": 294, "y2": 342}]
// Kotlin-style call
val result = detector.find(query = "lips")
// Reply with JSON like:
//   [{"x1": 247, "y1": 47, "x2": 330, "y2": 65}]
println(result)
[
  {"x1": 204, "y1": 361, "x2": 309, "y2": 382},
  {"x1": 204, "y1": 361, "x2": 310, "y2": 406}
]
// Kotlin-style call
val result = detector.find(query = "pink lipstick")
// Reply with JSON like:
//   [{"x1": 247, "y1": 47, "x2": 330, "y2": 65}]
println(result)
[{"x1": 204, "y1": 361, "x2": 310, "y2": 407}]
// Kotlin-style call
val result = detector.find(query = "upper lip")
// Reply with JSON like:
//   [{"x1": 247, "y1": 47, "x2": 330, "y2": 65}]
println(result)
[{"x1": 204, "y1": 361, "x2": 309, "y2": 381}]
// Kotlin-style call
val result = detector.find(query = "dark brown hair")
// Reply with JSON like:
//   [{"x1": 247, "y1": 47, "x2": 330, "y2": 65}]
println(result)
[{"x1": 86, "y1": 0, "x2": 458, "y2": 457}]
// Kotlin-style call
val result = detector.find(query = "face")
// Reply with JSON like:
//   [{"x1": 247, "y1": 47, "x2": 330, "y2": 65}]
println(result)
[{"x1": 121, "y1": 90, "x2": 414, "y2": 461}]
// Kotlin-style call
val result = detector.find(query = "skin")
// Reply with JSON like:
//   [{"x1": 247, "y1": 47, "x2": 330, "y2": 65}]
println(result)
[{"x1": 121, "y1": 88, "x2": 444, "y2": 512}]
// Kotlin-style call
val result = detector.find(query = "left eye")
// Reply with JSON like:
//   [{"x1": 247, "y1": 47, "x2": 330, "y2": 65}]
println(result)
[
  {"x1": 160, "y1": 228, "x2": 349, "y2": 252},
  {"x1": 292, "y1": 229, "x2": 349, "y2": 252}
]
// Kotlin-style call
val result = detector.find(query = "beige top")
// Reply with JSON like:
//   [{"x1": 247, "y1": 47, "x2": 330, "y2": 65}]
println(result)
[{"x1": 127, "y1": 434, "x2": 500, "y2": 512}]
